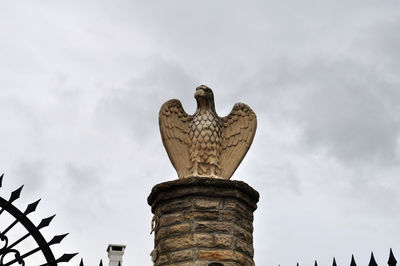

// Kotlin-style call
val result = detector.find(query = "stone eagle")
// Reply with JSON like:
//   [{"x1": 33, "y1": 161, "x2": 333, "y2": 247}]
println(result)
[{"x1": 159, "y1": 85, "x2": 257, "y2": 180}]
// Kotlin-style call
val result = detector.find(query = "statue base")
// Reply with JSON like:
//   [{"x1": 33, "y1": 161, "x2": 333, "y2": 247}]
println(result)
[{"x1": 148, "y1": 177, "x2": 259, "y2": 266}]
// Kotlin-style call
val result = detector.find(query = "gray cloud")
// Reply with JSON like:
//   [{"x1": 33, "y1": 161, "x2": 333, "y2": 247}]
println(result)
[
  {"x1": 94, "y1": 56, "x2": 198, "y2": 141},
  {"x1": 13, "y1": 160, "x2": 49, "y2": 195},
  {"x1": 297, "y1": 59, "x2": 400, "y2": 166},
  {"x1": 240, "y1": 57, "x2": 400, "y2": 168}
]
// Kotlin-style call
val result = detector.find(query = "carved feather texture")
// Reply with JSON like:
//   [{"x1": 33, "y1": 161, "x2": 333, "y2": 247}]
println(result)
[
  {"x1": 159, "y1": 99, "x2": 192, "y2": 179},
  {"x1": 219, "y1": 102, "x2": 257, "y2": 179},
  {"x1": 159, "y1": 87, "x2": 257, "y2": 180}
]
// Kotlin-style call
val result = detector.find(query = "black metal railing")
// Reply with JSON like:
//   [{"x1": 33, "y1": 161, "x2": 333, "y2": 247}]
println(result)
[
  {"x1": 288, "y1": 249, "x2": 397, "y2": 266},
  {"x1": 0, "y1": 174, "x2": 77, "y2": 265},
  {"x1": 79, "y1": 259, "x2": 121, "y2": 266},
  {"x1": 79, "y1": 259, "x2": 103, "y2": 266}
]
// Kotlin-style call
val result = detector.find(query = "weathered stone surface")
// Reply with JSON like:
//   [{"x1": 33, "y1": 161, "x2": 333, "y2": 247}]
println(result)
[
  {"x1": 160, "y1": 198, "x2": 193, "y2": 214},
  {"x1": 198, "y1": 250, "x2": 246, "y2": 264},
  {"x1": 232, "y1": 251, "x2": 248, "y2": 265},
  {"x1": 163, "y1": 234, "x2": 195, "y2": 251},
  {"x1": 214, "y1": 234, "x2": 232, "y2": 248},
  {"x1": 169, "y1": 223, "x2": 191, "y2": 235},
  {"x1": 155, "y1": 254, "x2": 168, "y2": 265},
  {"x1": 223, "y1": 200, "x2": 247, "y2": 214},
  {"x1": 218, "y1": 211, "x2": 240, "y2": 222},
  {"x1": 237, "y1": 218, "x2": 254, "y2": 233},
  {"x1": 246, "y1": 257, "x2": 256, "y2": 266},
  {"x1": 234, "y1": 238, "x2": 254, "y2": 257},
  {"x1": 149, "y1": 177, "x2": 258, "y2": 265},
  {"x1": 164, "y1": 263, "x2": 195, "y2": 266},
  {"x1": 170, "y1": 249, "x2": 194, "y2": 263},
  {"x1": 194, "y1": 233, "x2": 214, "y2": 247},
  {"x1": 196, "y1": 263, "x2": 238, "y2": 266},
  {"x1": 234, "y1": 225, "x2": 253, "y2": 244},
  {"x1": 194, "y1": 221, "x2": 232, "y2": 233},
  {"x1": 156, "y1": 242, "x2": 163, "y2": 253},
  {"x1": 183, "y1": 211, "x2": 219, "y2": 221},
  {"x1": 159, "y1": 213, "x2": 183, "y2": 227},
  {"x1": 155, "y1": 227, "x2": 167, "y2": 243},
  {"x1": 198, "y1": 249, "x2": 235, "y2": 261},
  {"x1": 193, "y1": 198, "x2": 221, "y2": 209},
  {"x1": 148, "y1": 177, "x2": 259, "y2": 213}
]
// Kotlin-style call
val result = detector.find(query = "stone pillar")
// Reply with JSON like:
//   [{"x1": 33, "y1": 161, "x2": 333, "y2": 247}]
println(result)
[{"x1": 148, "y1": 177, "x2": 259, "y2": 266}]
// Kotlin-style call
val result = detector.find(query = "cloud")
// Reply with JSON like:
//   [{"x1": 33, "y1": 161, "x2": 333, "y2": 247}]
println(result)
[
  {"x1": 94, "y1": 56, "x2": 198, "y2": 141},
  {"x1": 13, "y1": 160, "x2": 49, "y2": 195},
  {"x1": 239, "y1": 56, "x2": 400, "y2": 168},
  {"x1": 296, "y1": 59, "x2": 400, "y2": 166}
]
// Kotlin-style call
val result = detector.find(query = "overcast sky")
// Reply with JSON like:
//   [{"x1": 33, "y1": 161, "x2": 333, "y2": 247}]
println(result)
[{"x1": 1, "y1": 1, "x2": 400, "y2": 265}]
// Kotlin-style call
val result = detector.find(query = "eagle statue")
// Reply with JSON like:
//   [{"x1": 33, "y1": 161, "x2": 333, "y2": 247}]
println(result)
[{"x1": 159, "y1": 85, "x2": 257, "y2": 180}]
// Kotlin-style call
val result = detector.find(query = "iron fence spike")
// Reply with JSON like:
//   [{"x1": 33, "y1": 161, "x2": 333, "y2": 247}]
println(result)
[
  {"x1": 350, "y1": 254, "x2": 357, "y2": 266},
  {"x1": 9, "y1": 185, "x2": 24, "y2": 202},
  {"x1": 37, "y1": 214, "x2": 56, "y2": 229},
  {"x1": 48, "y1": 233, "x2": 69, "y2": 245},
  {"x1": 0, "y1": 173, "x2": 4, "y2": 187},
  {"x1": 369, "y1": 252, "x2": 378, "y2": 266},
  {"x1": 99, "y1": 259, "x2": 103, "y2": 266},
  {"x1": 24, "y1": 199, "x2": 41, "y2": 214},
  {"x1": 333, "y1": 257, "x2": 337, "y2": 266},
  {"x1": 389, "y1": 248, "x2": 397, "y2": 266},
  {"x1": 56, "y1": 252, "x2": 78, "y2": 262},
  {"x1": 118, "y1": 261, "x2": 121, "y2": 266},
  {"x1": 79, "y1": 258, "x2": 84, "y2": 266}
]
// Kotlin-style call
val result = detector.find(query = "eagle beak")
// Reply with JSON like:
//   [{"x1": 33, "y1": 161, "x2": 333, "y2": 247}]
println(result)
[{"x1": 194, "y1": 88, "x2": 205, "y2": 98}]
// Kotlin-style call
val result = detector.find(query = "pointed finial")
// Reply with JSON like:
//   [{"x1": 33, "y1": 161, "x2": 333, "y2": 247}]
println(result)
[
  {"x1": 24, "y1": 199, "x2": 41, "y2": 215},
  {"x1": 389, "y1": 249, "x2": 397, "y2": 266},
  {"x1": 37, "y1": 214, "x2": 56, "y2": 229},
  {"x1": 350, "y1": 254, "x2": 357, "y2": 266},
  {"x1": 369, "y1": 252, "x2": 378, "y2": 266},
  {"x1": 55, "y1": 253, "x2": 78, "y2": 263},
  {"x1": 314, "y1": 260, "x2": 318, "y2": 266},
  {"x1": 79, "y1": 258, "x2": 84, "y2": 266},
  {"x1": 48, "y1": 233, "x2": 69, "y2": 245},
  {"x1": 99, "y1": 259, "x2": 103, "y2": 266},
  {"x1": 9, "y1": 185, "x2": 23, "y2": 202},
  {"x1": 333, "y1": 257, "x2": 337, "y2": 266}
]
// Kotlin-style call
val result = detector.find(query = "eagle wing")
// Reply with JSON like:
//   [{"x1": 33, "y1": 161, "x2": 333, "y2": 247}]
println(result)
[
  {"x1": 219, "y1": 103, "x2": 257, "y2": 179},
  {"x1": 159, "y1": 99, "x2": 192, "y2": 179}
]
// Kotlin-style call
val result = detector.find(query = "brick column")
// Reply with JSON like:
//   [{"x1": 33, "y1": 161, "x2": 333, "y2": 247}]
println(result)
[{"x1": 148, "y1": 177, "x2": 259, "y2": 266}]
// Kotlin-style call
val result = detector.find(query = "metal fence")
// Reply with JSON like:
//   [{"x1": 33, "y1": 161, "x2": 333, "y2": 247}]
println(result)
[
  {"x1": 78, "y1": 260, "x2": 121, "y2": 266},
  {"x1": 0, "y1": 174, "x2": 77, "y2": 265},
  {"x1": 288, "y1": 249, "x2": 397, "y2": 266}
]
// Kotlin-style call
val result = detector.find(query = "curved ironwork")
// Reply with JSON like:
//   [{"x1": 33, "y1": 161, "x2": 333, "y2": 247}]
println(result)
[{"x1": 0, "y1": 174, "x2": 77, "y2": 265}]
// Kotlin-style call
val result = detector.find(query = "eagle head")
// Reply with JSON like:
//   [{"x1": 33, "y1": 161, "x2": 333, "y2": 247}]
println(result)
[
  {"x1": 194, "y1": 85, "x2": 213, "y2": 99},
  {"x1": 194, "y1": 85, "x2": 215, "y2": 111}
]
